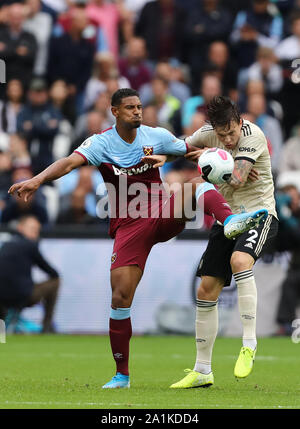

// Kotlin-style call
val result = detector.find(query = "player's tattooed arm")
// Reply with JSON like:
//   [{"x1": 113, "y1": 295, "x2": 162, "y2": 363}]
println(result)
[{"x1": 227, "y1": 158, "x2": 254, "y2": 189}]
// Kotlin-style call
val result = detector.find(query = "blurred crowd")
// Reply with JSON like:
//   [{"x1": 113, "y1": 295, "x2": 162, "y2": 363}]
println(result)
[{"x1": 0, "y1": 0, "x2": 299, "y2": 232}]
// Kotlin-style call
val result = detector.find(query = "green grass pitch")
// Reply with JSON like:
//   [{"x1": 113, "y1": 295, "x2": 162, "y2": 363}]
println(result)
[{"x1": 0, "y1": 335, "x2": 299, "y2": 409}]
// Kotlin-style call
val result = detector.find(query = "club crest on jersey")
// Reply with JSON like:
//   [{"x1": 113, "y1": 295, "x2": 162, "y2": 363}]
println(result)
[
  {"x1": 143, "y1": 146, "x2": 154, "y2": 156},
  {"x1": 111, "y1": 252, "x2": 117, "y2": 264}
]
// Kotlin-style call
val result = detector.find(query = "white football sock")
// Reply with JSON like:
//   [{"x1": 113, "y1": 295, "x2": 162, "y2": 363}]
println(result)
[
  {"x1": 193, "y1": 299, "x2": 218, "y2": 374},
  {"x1": 233, "y1": 270, "x2": 257, "y2": 350}
]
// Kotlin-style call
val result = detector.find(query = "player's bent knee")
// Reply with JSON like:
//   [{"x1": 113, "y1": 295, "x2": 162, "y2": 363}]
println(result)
[
  {"x1": 111, "y1": 291, "x2": 132, "y2": 308},
  {"x1": 197, "y1": 276, "x2": 223, "y2": 301},
  {"x1": 230, "y1": 251, "x2": 254, "y2": 273}
]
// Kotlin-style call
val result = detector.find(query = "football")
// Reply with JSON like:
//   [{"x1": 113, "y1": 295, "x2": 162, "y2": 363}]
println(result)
[{"x1": 197, "y1": 148, "x2": 234, "y2": 184}]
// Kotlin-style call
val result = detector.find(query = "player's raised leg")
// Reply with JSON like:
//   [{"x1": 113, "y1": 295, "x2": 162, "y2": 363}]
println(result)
[
  {"x1": 170, "y1": 276, "x2": 223, "y2": 389},
  {"x1": 172, "y1": 176, "x2": 268, "y2": 237},
  {"x1": 102, "y1": 265, "x2": 142, "y2": 389}
]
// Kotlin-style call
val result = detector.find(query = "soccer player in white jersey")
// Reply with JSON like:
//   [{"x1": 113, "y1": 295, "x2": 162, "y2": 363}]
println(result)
[
  {"x1": 169, "y1": 96, "x2": 278, "y2": 389},
  {"x1": 8, "y1": 89, "x2": 268, "y2": 389}
]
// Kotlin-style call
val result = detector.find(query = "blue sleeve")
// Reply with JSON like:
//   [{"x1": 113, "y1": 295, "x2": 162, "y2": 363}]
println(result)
[
  {"x1": 74, "y1": 134, "x2": 104, "y2": 166},
  {"x1": 270, "y1": 15, "x2": 283, "y2": 39},
  {"x1": 156, "y1": 127, "x2": 187, "y2": 156},
  {"x1": 96, "y1": 27, "x2": 109, "y2": 53}
]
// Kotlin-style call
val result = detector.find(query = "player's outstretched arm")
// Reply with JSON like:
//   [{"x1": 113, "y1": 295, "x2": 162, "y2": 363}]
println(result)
[{"x1": 8, "y1": 153, "x2": 86, "y2": 202}]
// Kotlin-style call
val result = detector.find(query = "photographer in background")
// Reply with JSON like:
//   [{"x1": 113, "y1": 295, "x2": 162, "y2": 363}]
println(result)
[{"x1": 0, "y1": 215, "x2": 60, "y2": 333}]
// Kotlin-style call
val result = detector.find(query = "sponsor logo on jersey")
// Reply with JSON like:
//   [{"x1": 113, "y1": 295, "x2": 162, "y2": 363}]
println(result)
[
  {"x1": 111, "y1": 252, "x2": 117, "y2": 264},
  {"x1": 143, "y1": 146, "x2": 154, "y2": 156},
  {"x1": 112, "y1": 163, "x2": 153, "y2": 176},
  {"x1": 238, "y1": 147, "x2": 256, "y2": 152},
  {"x1": 244, "y1": 242, "x2": 253, "y2": 249}
]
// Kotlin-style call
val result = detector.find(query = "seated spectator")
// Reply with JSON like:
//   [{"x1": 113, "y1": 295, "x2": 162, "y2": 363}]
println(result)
[
  {"x1": 89, "y1": 90, "x2": 115, "y2": 127},
  {"x1": 23, "y1": 0, "x2": 52, "y2": 76},
  {"x1": 74, "y1": 93, "x2": 113, "y2": 142},
  {"x1": 0, "y1": 79, "x2": 24, "y2": 134},
  {"x1": 182, "y1": 74, "x2": 222, "y2": 130},
  {"x1": 139, "y1": 61, "x2": 191, "y2": 106},
  {"x1": 0, "y1": 215, "x2": 59, "y2": 333},
  {"x1": 0, "y1": 149, "x2": 12, "y2": 204},
  {"x1": 48, "y1": 79, "x2": 74, "y2": 160},
  {"x1": 17, "y1": 78, "x2": 62, "y2": 175},
  {"x1": 56, "y1": 165, "x2": 104, "y2": 219},
  {"x1": 0, "y1": 3, "x2": 37, "y2": 87},
  {"x1": 246, "y1": 92, "x2": 283, "y2": 173},
  {"x1": 205, "y1": 41, "x2": 239, "y2": 101},
  {"x1": 41, "y1": 0, "x2": 68, "y2": 19},
  {"x1": 0, "y1": 2, "x2": 38, "y2": 93},
  {"x1": 86, "y1": 0, "x2": 133, "y2": 57},
  {"x1": 70, "y1": 110, "x2": 108, "y2": 154},
  {"x1": 142, "y1": 104, "x2": 159, "y2": 128},
  {"x1": 279, "y1": 125, "x2": 300, "y2": 174},
  {"x1": 49, "y1": 79, "x2": 76, "y2": 126},
  {"x1": 182, "y1": 0, "x2": 233, "y2": 92},
  {"x1": 124, "y1": 0, "x2": 151, "y2": 23},
  {"x1": 230, "y1": 0, "x2": 283, "y2": 69},
  {"x1": 1, "y1": 167, "x2": 49, "y2": 225},
  {"x1": 84, "y1": 52, "x2": 130, "y2": 111},
  {"x1": 276, "y1": 9, "x2": 300, "y2": 61},
  {"x1": 239, "y1": 46, "x2": 283, "y2": 99},
  {"x1": 276, "y1": 10, "x2": 300, "y2": 137},
  {"x1": 56, "y1": 186, "x2": 101, "y2": 225},
  {"x1": 9, "y1": 133, "x2": 31, "y2": 169},
  {"x1": 47, "y1": 6, "x2": 96, "y2": 114},
  {"x1": 135, "y1": 0, "x2": 186, "y2": 63},
  {"x1": 239, "y1": 78, "x2": 283, "y2": 120},
  {"x1": 0, "y1": 4, "x2": 9, "y2": 25},
  {"x1": 147, "y1": 76, "x2": 181, "y2": 135},
  {"x1": 118, "y1": 37, "x2": 152, "y2": 91},
  {"x1": 183, "y1": 111, "x2": 207, "y2": 137}
]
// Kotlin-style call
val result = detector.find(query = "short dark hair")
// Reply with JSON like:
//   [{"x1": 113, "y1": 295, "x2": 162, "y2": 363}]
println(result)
[
  {"x1": 207, "y1": 96, "x2": 240, "y2": 129},
  {"x1": 17, "y1": 214, "x2": 40, "y2": 226},
  {"x1": 111, "y1": 88, "x2": 140, "y2": 107}
]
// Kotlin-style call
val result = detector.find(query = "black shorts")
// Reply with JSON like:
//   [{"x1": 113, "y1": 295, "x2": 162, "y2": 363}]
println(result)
[{"x1": 197, "y1": 215, "x2": 278, "y2": 286}]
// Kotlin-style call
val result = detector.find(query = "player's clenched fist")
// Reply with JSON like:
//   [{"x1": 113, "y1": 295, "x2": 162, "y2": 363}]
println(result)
[{"x1": 8, "y1": 178, "x2": 41, "y2": 202}]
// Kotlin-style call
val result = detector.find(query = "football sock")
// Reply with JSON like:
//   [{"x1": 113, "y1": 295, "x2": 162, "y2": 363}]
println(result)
[
  {"x1": 109, "y1": 307, "x2": 132, "y2": 376},
  {"x1": 195, "y1": 184, "x2": 233, "y2": 224},
  {"x1": 193, "y1": 299, "x2": 218, "y2": 374},
  {"x1": 233, "y1": 270, "x2": 257, "y2": 350}
]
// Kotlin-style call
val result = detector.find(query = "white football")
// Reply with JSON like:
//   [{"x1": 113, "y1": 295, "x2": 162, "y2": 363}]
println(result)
[{"x1": 197, "y1": 148, "x2": 234, "y2": 184}]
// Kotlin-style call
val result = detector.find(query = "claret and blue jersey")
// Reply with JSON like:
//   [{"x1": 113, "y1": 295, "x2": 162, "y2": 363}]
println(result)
[{"x1": 74, "y1": 124, "x2": 188, "y2": 236}]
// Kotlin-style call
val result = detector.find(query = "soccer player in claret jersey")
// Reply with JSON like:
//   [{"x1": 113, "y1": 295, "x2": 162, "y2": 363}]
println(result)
[
  {"x1": 168, "y1": 96, "x2": 278, "y2": 389},
  {"x1": 8, "y1": 89, "x2": 268, "y2": 389}
]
